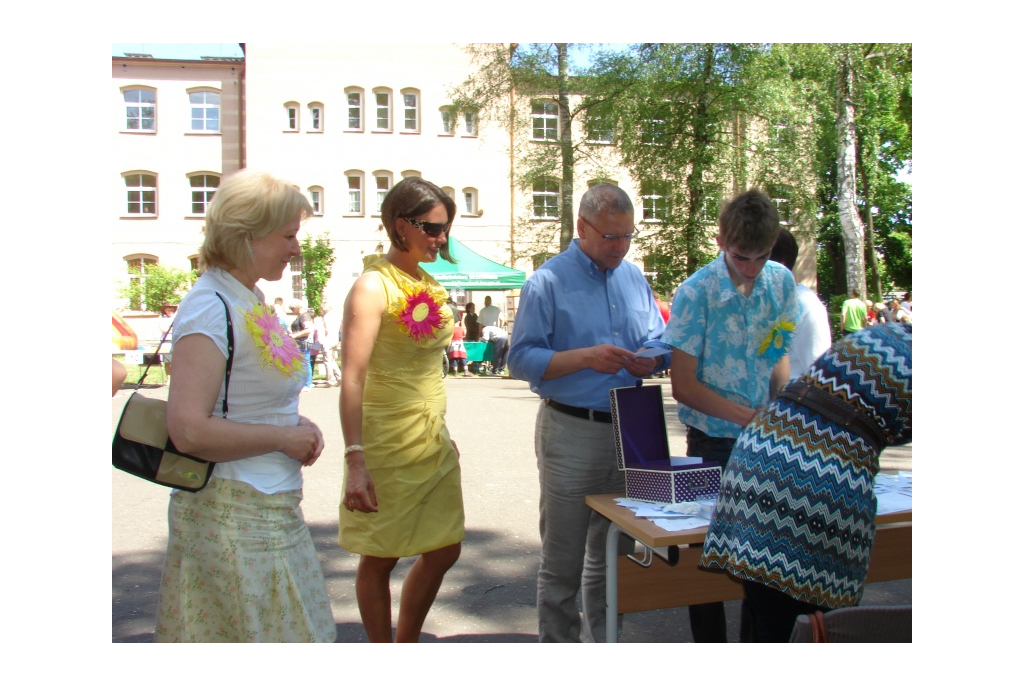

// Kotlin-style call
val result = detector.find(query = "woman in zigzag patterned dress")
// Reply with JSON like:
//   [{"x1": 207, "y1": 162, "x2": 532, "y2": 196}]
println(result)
[{"x1": 700, "y1": 322, "x2": 912, "y2": 642}]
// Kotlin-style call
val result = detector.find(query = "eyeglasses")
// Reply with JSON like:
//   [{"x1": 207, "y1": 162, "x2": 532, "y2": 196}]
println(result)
[
  {"x1": 403, "y1": 217, "x2": 450, "y2": 238},
  {"x1": 580, "y1": 215, "x2": 636, "y2": 242}
]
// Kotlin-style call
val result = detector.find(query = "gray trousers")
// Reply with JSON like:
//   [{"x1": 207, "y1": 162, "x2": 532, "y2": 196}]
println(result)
[{"x1": 534, "y1": 403, "x2": 629, "y2": 642}]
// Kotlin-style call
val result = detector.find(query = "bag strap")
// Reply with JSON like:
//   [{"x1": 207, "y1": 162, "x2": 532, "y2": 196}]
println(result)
[
  {"x1": 809, "y1": 611, "x2": 829, "y2": 643},
  {"x1": 129, "y1": 293, "x2": 234, "y2": 418},
  {"x1": 215, "y1": 293, "x2": 234, "y2": 418}
]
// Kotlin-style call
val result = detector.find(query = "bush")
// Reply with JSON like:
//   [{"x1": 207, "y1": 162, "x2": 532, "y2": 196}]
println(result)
[{"x1": 121, "y1": 264, "x2": 197, "y2": 312}]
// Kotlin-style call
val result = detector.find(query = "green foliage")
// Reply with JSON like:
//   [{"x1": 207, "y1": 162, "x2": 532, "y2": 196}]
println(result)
[
  {"x1": 301, "y1": 234, "x2": 336, "y2": 315},
  {"x1": 120, "y1": 263, "x2": 196, "y2": 312}
]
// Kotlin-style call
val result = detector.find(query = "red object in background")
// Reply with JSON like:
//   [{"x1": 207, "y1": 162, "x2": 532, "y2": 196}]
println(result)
[
  {"x1": 656, "y1": 298, "x2": 670, "y2": 324},
  {"x1": 112, "y1": 312, "x2": 138, "y2": 350}
]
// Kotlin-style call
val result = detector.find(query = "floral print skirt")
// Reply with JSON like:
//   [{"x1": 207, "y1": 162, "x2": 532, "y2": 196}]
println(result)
[{"x1": 154, "y1": 476, "x2": 336, "y2": 642}]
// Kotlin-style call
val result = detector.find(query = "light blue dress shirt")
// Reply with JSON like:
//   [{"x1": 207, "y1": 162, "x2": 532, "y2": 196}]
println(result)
[
  {"x1": 508, "y1": 239, "x2": 667, "y2": 412},
  {"x1": 663, "y1": 252, "x2": 798, "y2": 439}
]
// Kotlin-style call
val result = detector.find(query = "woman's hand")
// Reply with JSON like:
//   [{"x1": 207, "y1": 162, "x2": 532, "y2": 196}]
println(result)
[
  {"x1": 343, "y1": 452, "x2": 378, "y2": 513},
  {"x1": 281, "y1": 420, "x2": 324, "y2": 466}
]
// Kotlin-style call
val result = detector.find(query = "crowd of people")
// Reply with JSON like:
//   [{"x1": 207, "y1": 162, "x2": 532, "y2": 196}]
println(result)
[{"x1": 120, "y1": 167, "x2": 911, "y2": 644}]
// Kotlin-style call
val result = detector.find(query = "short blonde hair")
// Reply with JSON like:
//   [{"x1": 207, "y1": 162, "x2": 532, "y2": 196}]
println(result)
[{"x1": 200, "y1": 169, "x2": 313, "y2": 271}]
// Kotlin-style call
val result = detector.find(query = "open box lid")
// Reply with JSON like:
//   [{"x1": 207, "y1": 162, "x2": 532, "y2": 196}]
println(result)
[{"x1": 609, "y1": 380, "x2": 709, "y2": 471}]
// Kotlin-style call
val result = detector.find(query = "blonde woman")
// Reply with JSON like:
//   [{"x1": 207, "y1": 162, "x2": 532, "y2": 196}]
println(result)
[{"x1": 156, "y1": 169, "x2": 335, "y2": 643}]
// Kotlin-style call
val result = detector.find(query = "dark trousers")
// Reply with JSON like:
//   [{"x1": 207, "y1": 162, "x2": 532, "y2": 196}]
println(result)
[
  {"x1": 685, "y1": 426, "x2": 736, "y2": 642},
  {"x1": 741, "y1": 580, "x2": 829, "y2": 642}
]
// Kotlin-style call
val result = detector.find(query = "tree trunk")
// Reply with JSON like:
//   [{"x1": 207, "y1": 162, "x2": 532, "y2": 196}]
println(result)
[
  {"x1": 684, "y1": 44, "x2": 715, "y2": 275},
  {"x1": 557, "y1": 43, "x2": 574, "y2": 252},
  {"x1": 836, "y1": 52, "x2": 867, "y2": 297}
]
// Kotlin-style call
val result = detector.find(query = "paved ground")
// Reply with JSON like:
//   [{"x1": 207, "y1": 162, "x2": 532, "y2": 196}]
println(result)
[{"x1": 112, "y1": 375, "x2": 911, "y2": 643}]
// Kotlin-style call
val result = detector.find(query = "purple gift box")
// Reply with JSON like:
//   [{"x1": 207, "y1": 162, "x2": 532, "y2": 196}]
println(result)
[{"x1": 609, "y1": 381, "x2": 721, "y2": 504}]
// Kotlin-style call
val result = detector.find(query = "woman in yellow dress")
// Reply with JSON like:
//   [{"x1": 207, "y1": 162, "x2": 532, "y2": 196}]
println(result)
[{"x1": 339, "y1": 177, "x2": 465, "y2": 642}]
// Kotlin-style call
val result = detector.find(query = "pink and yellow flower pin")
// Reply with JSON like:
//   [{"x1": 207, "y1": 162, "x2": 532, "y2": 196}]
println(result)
[
  {"x1": 392, "y1": 284, "x2": 450, "y2": 343},
  {"x1": 242, "y1": 303, "x2": 306, "y2": 378}
]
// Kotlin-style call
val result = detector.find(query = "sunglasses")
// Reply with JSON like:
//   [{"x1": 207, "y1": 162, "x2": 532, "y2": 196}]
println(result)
[{"x1": 403, "y1": 217, "x2": 450, "y2": 238}]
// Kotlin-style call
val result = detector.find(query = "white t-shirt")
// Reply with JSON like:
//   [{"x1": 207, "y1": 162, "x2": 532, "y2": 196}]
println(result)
[
  {"x1": 478, "y1": 304, "x2": 502, "y2": 328},
  {"x1": 790, "y1": 284, "x2": 833, "y2": 379},
  {"x1": 171, "y1": 267, "x2": 306, "y2": 493}
]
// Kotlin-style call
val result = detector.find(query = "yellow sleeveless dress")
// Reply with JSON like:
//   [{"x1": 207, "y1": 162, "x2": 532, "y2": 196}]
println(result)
[{"x1": 338, "y1": 255, "x2": 465, "y2": 558}]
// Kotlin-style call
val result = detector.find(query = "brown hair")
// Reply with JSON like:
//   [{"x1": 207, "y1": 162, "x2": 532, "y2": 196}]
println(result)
[
  {"x1": 381, "y1": 177, "x2": 457, "y2": 263},
  {"x1": 718, "y1": 188, "x2": 780, "y2": 254}
]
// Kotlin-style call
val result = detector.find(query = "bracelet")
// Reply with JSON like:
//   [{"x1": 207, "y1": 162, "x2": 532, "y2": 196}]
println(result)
[{"x1": 344, "y1": 444, "x2": 364, "y2": 456}]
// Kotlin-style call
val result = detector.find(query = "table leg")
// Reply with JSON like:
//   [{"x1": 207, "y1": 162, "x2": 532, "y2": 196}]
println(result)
[{"x1": 606, "y1": 522, "x2": 623, "y2": 643}]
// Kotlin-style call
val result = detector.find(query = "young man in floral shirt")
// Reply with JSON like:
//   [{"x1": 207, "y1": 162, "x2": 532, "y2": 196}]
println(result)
[{"x1": 663, "y1": 188, "x2": 799, "y2": 643}]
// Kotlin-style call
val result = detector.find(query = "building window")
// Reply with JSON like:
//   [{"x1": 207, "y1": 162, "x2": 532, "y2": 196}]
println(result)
[
  {"x1": 700, "y1": 195, "x2": 720, "y2": 224},
  {"x1": 532, "y1": 180, "x2": 560, "y2": 219},
  {"x1": 284, "y1": 102, "x2": 299, "y2": 131},
  {"x1": 124, "y1": 173, "x2": 157, "y2": 216},
  {"x1": 641, "y1": 181, "x2": 669, "y2": 222},
  {"x1": 440, "y1": 108, "x2": 453, "y2": 135},
  {"x1": 442, "y1": 186, "x2": 455, "y2": 201},
  {"x1": 585, "y1": 112, "x2": 614, "y2": 143},
  {"x1": 373, "y1": 89, "x2": 391, "y2": 131},
  {"x1": 125, "y1": 256, "x2": 158, "y2": 310},
  {"x1": 401, "y1": 89, "x2": 419, "y2": 132},
  {"x1": 588, "y1": 177, "x2": 617, "y2": 188},
  {"x1": 309, "y1": 186, "x2": 324, "y2": 215},
  {"x1": 290, "y1": 257, "x2": 305, "y2": 301},
  {"x1": 463, "y1": 188, "x2": 478, "y2": 215},
  {"x1": 374, "y1": 173, "x2": 392, "y2": 214},
  {"x1": 463, "y1": 110, "x2": 477, "y2": 136},
  {"x1": 189, "y1": 255, "x2": 200, "y2": 273},
  {"x1": 768, "y1": 185, "x2": 792, "y2": 225},
  {"x1": 641, "y1": 107, "x2": 668, "y2": 146},
  {"x1": 345, "y1": 89, "x2": 363, "y2": 130},
  {"x1": 531, "y1": 101, "x2": 559, "y2": 141},
  {"x1": 123, "y1": 88, "x2": 156, "y2": 131},
  {"x1": 188, "y1": 89, "x2": 220, "y2": 132},
  {"x1": 346, "y1": 173, "x2": 363, "y2": 214},
  {"x1": 401, "y1": 169, "x2": 421, "y2": 179},
  {"x1": 308, "y1": 103, "x2": 323, "y2": 132},
  {"x1": 771, "y1": 121, "x2": 793, "y2": 151},
  {"x1": 188, "y1": 173, "x2": 220, "y2": 215}
]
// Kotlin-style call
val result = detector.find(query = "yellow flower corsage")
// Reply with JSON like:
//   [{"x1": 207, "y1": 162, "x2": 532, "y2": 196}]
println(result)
[{"x1": 757, "y1": 319, "x2": 796, "y2": 364}]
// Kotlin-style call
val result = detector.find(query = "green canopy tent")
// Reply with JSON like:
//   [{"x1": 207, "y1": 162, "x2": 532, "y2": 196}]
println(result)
[{"x1": 422, "y1": 236, "x2": 525, "y2": 290}]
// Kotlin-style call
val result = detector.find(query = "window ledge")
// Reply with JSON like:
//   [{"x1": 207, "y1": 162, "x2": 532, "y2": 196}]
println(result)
[
  {"x1": 371, "y1": 130, "x2": 393, "y2": 134},
  {"x1": 120, "y1": 214, "x2": 159, "y2": 220},
  {"x1": 460, "y1": 134, "x2": 478, "y2": 139},
  {"x1": 344, "y1": 128, "x2": 364, "y2": 133},
  {"x1": 184, "y1": 131, "x2": 222, "y2": 136},
  {"x1": 282, "y1": 129, "x2": 300, "y2": 133},
  {"x1": 399, "y1": 130, "x2": 421, "y2": 135},
  {"x1": 305, "y1": 130, "x2": 324, "y2": 134},
  {"x1": 121, "y1": 130, "x2": 157, "y2": 135},
  {"x1": 438, "y1": 132, "x2": 455, "y2": 137}
]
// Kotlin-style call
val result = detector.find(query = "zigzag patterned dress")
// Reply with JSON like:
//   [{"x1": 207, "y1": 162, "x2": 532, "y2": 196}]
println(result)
[{"x1": 700, "y1": 323, "x2": 912, "y2": 609}]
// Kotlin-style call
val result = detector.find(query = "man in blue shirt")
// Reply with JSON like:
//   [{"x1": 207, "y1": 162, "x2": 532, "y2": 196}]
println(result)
[
  {"x1": 664, "y1": 188, "x2": 799, "y2": 641},
  {"x1": 508, "y1": 184, "x2": 668, "y2": 642}
]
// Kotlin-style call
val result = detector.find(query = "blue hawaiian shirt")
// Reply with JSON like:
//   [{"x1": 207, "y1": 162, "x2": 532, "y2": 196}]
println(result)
[{"x1": 663, "y1": 252, "x2": 798, "y2": 439}]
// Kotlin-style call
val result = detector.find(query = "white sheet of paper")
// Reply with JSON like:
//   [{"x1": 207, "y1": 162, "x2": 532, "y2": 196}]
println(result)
[
  {"x1": 636, "y1": 347, "x2": 671, "y2": 358},
  {"x1": 649, "y1": 516, "x2": 712, "y2": 531}
]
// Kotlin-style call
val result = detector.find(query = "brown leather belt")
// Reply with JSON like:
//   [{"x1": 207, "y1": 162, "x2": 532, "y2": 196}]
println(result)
[
  {"x1": 777, "y1": 380, "x2": 886, "y2": 453},
  {"x1": 546, "y1": 399, "x2": 613, "y2": 424}
]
